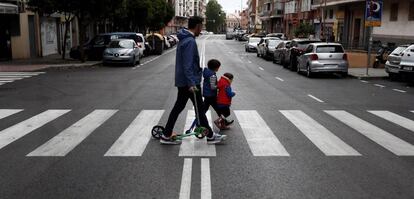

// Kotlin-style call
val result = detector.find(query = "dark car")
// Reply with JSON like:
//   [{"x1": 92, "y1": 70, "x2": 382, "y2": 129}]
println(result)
[
  {"x1": 288, "y1": 38, "x2": 322, "y2": 70},
  {"x1": 70, "y1": 32, "x2": 145, "y2": 60}
]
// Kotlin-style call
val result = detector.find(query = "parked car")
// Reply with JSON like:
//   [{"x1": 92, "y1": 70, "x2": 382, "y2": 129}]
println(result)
[
  {"x1": 266, "y1": 33, "x2": 287, "y2": 40},
  {"x1": 146, "y1": 33, "x2": 164, "y2": 55},
  {"x1": 273, "y1": 40, "x2": 292, "y2": 66},
  {"x1": 257, "y1": 37, "x2": 279, "y2": 57},
  {"x1": 226, "y1": 31, "x2": 235, "y2": 40},
  {"x1": 399, "y1": 44, "x2": 414, "y2": 80},
  {"x1": 69, "y1": 32, "x2": 146, "y2": 60},
  {"x1": 245, "y1": 37, "x2": 261, "y2": 52},
  {"x1": 297, "y1": 43, "x2": 348, "y2": 77},
  {"x1": 103, "y1": 39, "x2": 141, "y2": 66},
  {"x1": 263, "y1": 39, "x2": 283, "y2": 60},
  {"x1": 385, "y1": 44, "x2": 409, "y2": 79},
  {"x1": 163, "y1": 36, "x2": 171, "y2": 49},
  {"x1": 288, "y1": 38, "x2": 322, "y2": 70},
  {"x1": 239, "y1": 33, "x2": 249, "y2": 42}
]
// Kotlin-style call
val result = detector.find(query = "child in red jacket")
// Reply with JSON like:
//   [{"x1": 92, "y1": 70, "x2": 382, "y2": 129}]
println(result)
[{"x1": 215, "y1": 73, "x2": 236, "y2": 129}]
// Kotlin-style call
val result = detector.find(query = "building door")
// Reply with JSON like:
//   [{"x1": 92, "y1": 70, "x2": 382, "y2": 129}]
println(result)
[
  {"x1": 28, "y1": 15, "x2": 37, "y2": 58},
  {"x1": 353, "y1": 18, "x2": 361, "y2": 48},
  {"x1": 0, "y1": 15, "x2": 12, "y2": 61}
]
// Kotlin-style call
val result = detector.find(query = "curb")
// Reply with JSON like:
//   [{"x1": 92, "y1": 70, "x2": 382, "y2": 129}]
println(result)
[
  {"x1": 44, "y1": 62, "x2": 102, "y2": 71},
  {"x1": 348, "y1": 74, "x2": 389, "y2": 80}
]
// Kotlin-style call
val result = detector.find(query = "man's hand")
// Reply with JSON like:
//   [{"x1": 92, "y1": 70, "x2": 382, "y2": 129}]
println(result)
[{"x1": 189, "y1": 86, "x2": 198, "y2": 93}]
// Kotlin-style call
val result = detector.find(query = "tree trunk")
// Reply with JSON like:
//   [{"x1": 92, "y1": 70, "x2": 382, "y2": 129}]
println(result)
[
  {"x1": 62, "y1": 19, "x2": 70, "y2": 60},
  {"x1": 78, "y1": 17, "x2": 86, "y2": 63}
]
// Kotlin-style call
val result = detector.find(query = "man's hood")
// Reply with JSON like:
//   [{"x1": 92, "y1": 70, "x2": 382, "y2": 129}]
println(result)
[{"x1": 177, "y1": 29, "x2": 194, "y2": 41}]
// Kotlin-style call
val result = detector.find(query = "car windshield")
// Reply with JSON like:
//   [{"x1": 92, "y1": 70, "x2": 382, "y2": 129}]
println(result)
[
  {"x1": 118, "y1": 34, "x2": 143, "y2": 42},
  {"x1": 392, "y1": 46, "x2": 408, "y2": 55},
  {"x1": 316, "y1": 45, "x2": 344, "y2": 53},
  {"x1": 249, "y1": 38, "x2": 261, "y2": 43},
  {"x1": 297, "y1": 41, "x2": 320, "y2": 49},
  {"x1": 109, "y1": 40, "x2": 134, "y2": 48}
]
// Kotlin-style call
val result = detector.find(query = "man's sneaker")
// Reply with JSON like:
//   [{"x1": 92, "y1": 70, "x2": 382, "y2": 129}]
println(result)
[
  {"x1": 160, "y1": 133, "x2": 182, "y2": 145},
  {"x1": 224, "y1": 119, "x2": 234, "y2": 126},
  {"x1": 207, "y1": 133, "x2": 227, "y2": 144}
]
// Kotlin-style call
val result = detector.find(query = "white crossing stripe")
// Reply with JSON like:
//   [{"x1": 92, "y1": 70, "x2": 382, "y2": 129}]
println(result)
[
  {"x1": 326, "y1": 111, "x2": 414, "y2": 156},
  {"x1": 392, "y1": 89, "x2": 407, "y2": 93},
  {"x1": 179, "y1": 110, "x2": 216, "y2": 157},
  {"x1": 308, "y1": 94, "x2": 324, "y2": 103},
  {"x1": 179, "y1": 158, "x2": 192, "y2": 199},
  {"x1": 104, "y1": 110, "x2": 164, "y2": 156},
  {"x1": 280, "y1": 110, "x2": 361, "y2": 156},
  {"x1": 27, "y1": 110, "x2": 117, "y2": 156},
  {"x1": 0, "y1": 80, "x2": 13, "y2": 83},
  {"x1": 201, "y1": 158, "x2": 212, "y2": 199},
  {"x1": 235, "y1": 110, "x2": 289, "y2": 156},
  {"x1": 0, "y1": 72, "x2": 44, "y2": 75},
  {"x1": 0, "y1": 110, "x2": 70, "y2": 150},
  {"x1": 0, "y1": 109, "x2": 23, "y2": 120},
  {"x1": 0, "y1": 77, "x2": 24, "y2": 81},
  {"x1": 0, "y1": 83, "x2": 4, "y2": 85},
  {"x1": 369, "y1": 111, "x2": 414, "y2": 132},
  {"x1": 0, "y1": 75, "x2": 32, "y2": 78}
]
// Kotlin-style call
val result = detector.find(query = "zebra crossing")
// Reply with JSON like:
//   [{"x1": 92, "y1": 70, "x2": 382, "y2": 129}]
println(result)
[
  {"x1": 0, "y1": 108, "x2": 414, "y2": 157},
  {"x1": 0, "y1": 72, "x2": 45, "y2": 86}
]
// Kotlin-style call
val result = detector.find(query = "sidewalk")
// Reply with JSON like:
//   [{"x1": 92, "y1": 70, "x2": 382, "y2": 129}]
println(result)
[
  {"x1": 0, "y1": 54, "x2": 101, "y2": 72},
  {"x1": 348, "y1": 68, "x2": 388, "y2": 79}
]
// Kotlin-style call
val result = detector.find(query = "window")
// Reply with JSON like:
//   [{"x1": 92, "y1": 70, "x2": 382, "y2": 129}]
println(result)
[
  {"x1": 316, "y1": 45, "x2": 344, "y2": 53},
  {"x1": 329, "y1": 9, "x2": 334, "y2": 19},
  {"x1": 305, "y1": 45, "x2": 313, "y2": 53},
  {"x1": 409, "y1": 1, "x2": 414, "y2": 21},
  {"x1": 390, "y1": 3, "x2": 398, "y2": 21}
]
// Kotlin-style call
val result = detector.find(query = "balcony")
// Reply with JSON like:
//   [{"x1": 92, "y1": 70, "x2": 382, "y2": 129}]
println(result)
[{"x1": 312, "y1": 0, "x2": 364, "y2": 8}]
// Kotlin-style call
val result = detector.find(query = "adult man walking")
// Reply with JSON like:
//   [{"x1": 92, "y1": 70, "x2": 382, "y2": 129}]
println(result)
[{"x1": 161, "y1": 16, "x2": 227, "y2": 145}]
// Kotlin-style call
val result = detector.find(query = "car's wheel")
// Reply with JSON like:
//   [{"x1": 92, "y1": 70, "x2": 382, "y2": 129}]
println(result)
[
  {"x1": 297, "y1": 64, "x2": 301, "y2": 74},
  {"x1": 130, "y1": 56, "x2": 136, "y2": 67},
  {"x1": 341, "y1": 72, "x2": 348, "y2": 78},
  {"x1": 306, "y1": 64, "x2": 313, "y2": 78},
  {"x1": 257, "y1": 52, "x2": 260, "y2": 57},
  {"x1": 289, "y1": 56, "x2": 296, "y2": 71}
]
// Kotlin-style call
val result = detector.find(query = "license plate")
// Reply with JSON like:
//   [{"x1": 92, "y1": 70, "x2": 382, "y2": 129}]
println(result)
[
  {"x1": 404, "y1": 66, "x2": 413, "y2": 71},
  {"x1": 324, "y1": 64, "x2": 338, "y2": 68}
]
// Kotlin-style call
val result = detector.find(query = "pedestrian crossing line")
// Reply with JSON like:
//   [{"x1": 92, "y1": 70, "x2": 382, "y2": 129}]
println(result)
[
  {"x1": 280, "y1": 110, "x2": 361, "y2": 156},
  {"x1": 0, "y1": 75, "x2": 33, "y2": 78},
  {"x1": 0, "y1": 77, "x2": 24, "y2": 81},
  {"x1": 369, "y1": 111, "x2": 414, "y2": 133},
  {"x1": 179, "y1": 110, "x2": 216, "y2": 157},
  {"x1": 0, "y1": 110, "x2": 70, "y2": 150},
  {"x1": 179, "y1": 158, "x2": 192, "y2": 199},
  {"x1": 27, "y1": 110, "x2": 117, "y2": 157},
  {"x1": 0, "y1": 109, "x2": 23, "y2": 120},
  {"x1": 325, "y1": 111, "x2": 414, "y2": 156},
  {"x1": 235, "y1": 110, "x2": 289, "y2": 156},
  {"x1": 104, "y1": 110, "x2": 164, "y2": 156},
  {"x1": 201, "y1": 158, "x2": 212, "y2": 199}
]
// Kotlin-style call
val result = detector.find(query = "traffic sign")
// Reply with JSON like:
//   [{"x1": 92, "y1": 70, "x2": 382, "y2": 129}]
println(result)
[{"x1": 365, "y1": 0, "x2": 383, "y2": 27}]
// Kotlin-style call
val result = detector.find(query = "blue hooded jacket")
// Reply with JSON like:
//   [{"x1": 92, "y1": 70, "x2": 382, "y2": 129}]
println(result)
[{"x1": 175, "y1": 29, "x2": 202, "y2": 87}]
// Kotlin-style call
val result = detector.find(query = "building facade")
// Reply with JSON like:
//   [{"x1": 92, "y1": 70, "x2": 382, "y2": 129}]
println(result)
[{"x1": 260, "y1": 0, "x2": 284, "y2": 33}]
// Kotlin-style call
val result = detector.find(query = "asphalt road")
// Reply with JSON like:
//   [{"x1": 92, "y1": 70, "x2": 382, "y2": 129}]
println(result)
[{"x1": 0, "y1": 35, "x2": 413, "y2": 199}]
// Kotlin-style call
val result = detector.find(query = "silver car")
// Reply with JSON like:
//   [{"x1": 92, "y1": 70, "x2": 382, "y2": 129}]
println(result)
[
  {"x1": 273, "y1": 40, "x2": 291, "y2": 66},
  {"x1": 103, "y1": 39, "x2": 141, "y2": 66},
  {"x1": 385, "y1": 45, "x2": 409, "y2": 79},
  {"x1": 399, "y1": 44, "x2": 414, "y2": 80},
  {"x1": 297, "y1": 43, "x2": 348, "y2": 77},
  {"x1": 245, "y1": 37, "x2": 261, "y2": 52}
]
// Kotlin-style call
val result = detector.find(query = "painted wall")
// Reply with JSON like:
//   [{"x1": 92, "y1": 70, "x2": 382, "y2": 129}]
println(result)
[
  {"x1": 40, "y1": 17, "x2": 58, "y2": 56},
  {"x1": 11, "y1": 13, "x2": 31, "y2": 59},
  {"x1": 373, "y1": 0, "x2": 414, "y2": 41}
]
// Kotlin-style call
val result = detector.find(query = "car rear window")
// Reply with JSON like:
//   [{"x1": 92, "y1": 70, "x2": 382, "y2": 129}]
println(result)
[
  {"x1": 297, "y1": 41, "x2": 320, "y2": 49},
  {"x1": 316, "y1": 45, "x2": 344, "y2": 53},
  {"x1": 249, "y1": 38, "x2": 261, "y2": 43}
]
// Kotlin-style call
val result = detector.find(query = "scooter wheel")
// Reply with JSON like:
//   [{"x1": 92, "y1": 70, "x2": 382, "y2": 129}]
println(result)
[
  {"x1": 195, "y1": 127, "x2": 208, "y2": 139},
  {"x1": 151, "y1": 125, "x2": 165, "y2": 139}
]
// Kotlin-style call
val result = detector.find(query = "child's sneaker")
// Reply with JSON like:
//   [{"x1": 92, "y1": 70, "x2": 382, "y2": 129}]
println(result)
[
  {"x1": 214, "y1": 118, "x2": 225, "y2": 129},
  {"x1": 160, "y1": 133, "x2": 182, "y2": 145},
  {"x1": 207, "y1": 133, "x2": 227, "y2": 144}
]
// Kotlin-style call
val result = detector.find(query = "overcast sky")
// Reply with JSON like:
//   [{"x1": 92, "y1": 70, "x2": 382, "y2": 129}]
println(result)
[{"x1": 216, "y1": 0, "x2": 247, "y2": 14}]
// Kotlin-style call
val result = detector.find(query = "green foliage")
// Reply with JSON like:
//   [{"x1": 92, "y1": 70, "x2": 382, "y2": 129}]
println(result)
[
  {"x1": 294, "y1": 23, "x2": 315, "y2": 38},
  {"x1": 206, "y1": 0, "x2": 226, "y2": 33}
]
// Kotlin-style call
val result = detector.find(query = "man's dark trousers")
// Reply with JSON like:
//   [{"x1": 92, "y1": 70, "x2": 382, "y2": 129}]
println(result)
[{"x1": 164, "y1": 85, "x2": 213, "y2": 137}]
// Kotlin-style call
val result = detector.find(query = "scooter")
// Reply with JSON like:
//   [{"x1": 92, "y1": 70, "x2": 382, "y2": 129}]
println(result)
[
  {"x1": 373, "y1": 42, "x2": 395, "y2": 68},
  {"x1": 151, "y1": 89, "x2": 209, "y2": 141}
]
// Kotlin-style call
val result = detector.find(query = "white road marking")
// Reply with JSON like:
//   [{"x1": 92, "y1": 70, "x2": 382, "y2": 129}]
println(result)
[
  {"x1": 392, "y1": 89, "x2": 406, "y2": 93},
  {"x1": 275, "y1": 77, "x2": 284, "y2": 82},
  {"x1": 0, "y1": 77, "x2": 24, "y2": 81},
  {"x1": 179, "y1": 158, "x2": 193, "y2": 199},
  {"x1": 369, "y1": 111, "x2": 414, "y2": 132},
  {"x1": 248, "y1": 60, "x2": 252, "y2": 63},
  {"x1": 104, "y1": 110, "x2": 164, "y2": 156},
  {"x1": 259, "y1": 67, "x2": 264, "y2": 71},
  {"x1": 0, "y1": 110, "x2": 70, "y2": 150},
  {"x1": 360, "y1": 80, "x2": 369, "y2": 83},
  {"x1": 27, "y1": 110, "x2": 117, "y2": 156},
  {"x1": 280, "y1": 110, "x2": 361, "y2": 156},
  {"x1": 0, "y1": 83, "x2": 4, "y2": 85},
  {"x1": 326, "y1": 110, "x2": 414, "y2": 156},
  {"x1": 0, "y1": 80, "x2": 13, "y2": 83},
  {"x1": 201, "y1": 158, "x2": 212, "y2": 199},
  {"x1": 179, "y1": 110, "x2": 216, "y2": 157},
  {"x1": 235, "y1": 110, "x2": 289, "y2": 156},
  {"x1": 374, "y1": 84, "x2": 385, "y2": 88},
  {"x1": 308, "y1": 94, "x2": 324, "y2": 103},
  {"x1": 137, "y1": 47, "x2": 176, "y2": 67},
  {"x1": 0, "y1": 72, "x2": 44, "y2": 75},
  {"x1": 0, "y1": 109, "x2": 23, "y2": 120},
  {"x1": 0, "y1": 75, "x2": 32, "y2": 78}
]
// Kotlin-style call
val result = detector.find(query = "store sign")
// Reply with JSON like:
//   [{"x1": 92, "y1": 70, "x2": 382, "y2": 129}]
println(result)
[{"x1": 365, "y1": 0, "x2": 383, "y2": 27}]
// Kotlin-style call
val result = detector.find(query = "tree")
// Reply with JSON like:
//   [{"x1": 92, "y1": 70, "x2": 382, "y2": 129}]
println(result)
[
  {"x1": 205, "y1": 0, "x2": 225, "y2": 33},
  {"x1": 294, "y1": 23, "x2": 315, "y2": 38}
]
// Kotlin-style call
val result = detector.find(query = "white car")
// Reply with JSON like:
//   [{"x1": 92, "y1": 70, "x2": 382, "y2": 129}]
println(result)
[
  {"x1": 245, "y1": 37, "x2": 261, "y2": 52},
  {"x1": 399, "y1": 44, "x2": 414, "y2": 79},
  {"x1": 385, "y1": 44, "x2": 409, "y2": 79}
]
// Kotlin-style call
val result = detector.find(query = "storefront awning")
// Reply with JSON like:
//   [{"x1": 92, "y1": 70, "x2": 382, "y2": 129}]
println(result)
[{"x1": 0, "y1": 3, "x2": 18, "y2": 14}]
